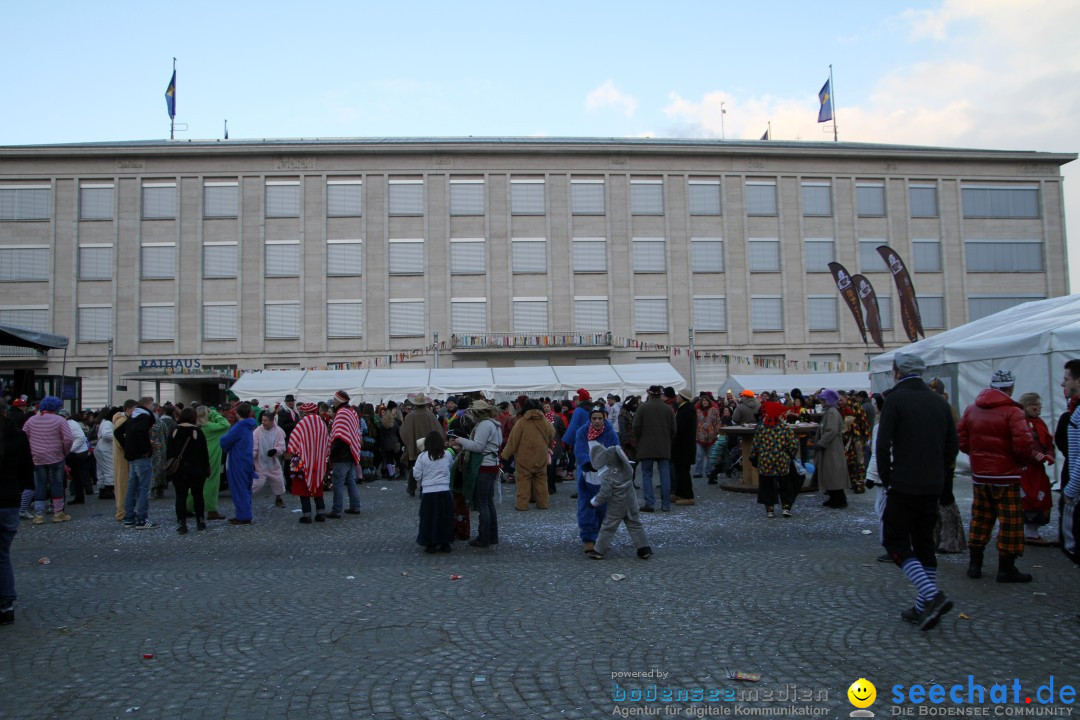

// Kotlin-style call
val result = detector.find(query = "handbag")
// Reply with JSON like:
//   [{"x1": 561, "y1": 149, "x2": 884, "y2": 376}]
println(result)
[{"x1": 166, "y1": 434, "x2": 193, "y2": 477}]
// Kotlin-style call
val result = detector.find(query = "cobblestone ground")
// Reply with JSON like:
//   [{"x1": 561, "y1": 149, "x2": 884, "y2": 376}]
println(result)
[{"x1": 2, "y1": 473, "x2": 1078, "y2": 720}]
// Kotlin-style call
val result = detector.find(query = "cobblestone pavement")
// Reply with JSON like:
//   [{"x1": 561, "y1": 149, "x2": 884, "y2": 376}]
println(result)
[{"x1": 2, "y1": 474, "x2": 1078, "y2": 720}]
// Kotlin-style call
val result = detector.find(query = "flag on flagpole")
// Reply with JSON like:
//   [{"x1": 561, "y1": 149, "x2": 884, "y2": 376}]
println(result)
[
  {"x1": 817, "y1": 79, "x2": 832, "y2": 123},
  {"x1": 760, "y1": 128, "x2": 770, "y2": 140},
  {"x1": 165, "y1": 70, "x2": 176, "y2": 119}
]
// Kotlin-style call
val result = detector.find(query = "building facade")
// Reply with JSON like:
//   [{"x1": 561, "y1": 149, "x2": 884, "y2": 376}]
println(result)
[{"x1": 0, "y1": 137, "x2": 1072, "y2": 406}]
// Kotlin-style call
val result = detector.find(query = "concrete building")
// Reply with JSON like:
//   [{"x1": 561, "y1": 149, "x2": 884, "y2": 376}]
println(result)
[{"x1": 0, "y1": 137, "x2": 1072, "y2": 406}]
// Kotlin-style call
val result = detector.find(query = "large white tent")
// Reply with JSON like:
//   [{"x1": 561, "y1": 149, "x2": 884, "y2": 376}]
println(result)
[
  {"x1": 869, "y1": 295, "x2": 1080, "y2": 451},
  {"x1": 230, "y1": 362, "x2": 686, "y2": 405},
  {"x1": 718, "y1": 372, "x2": 870, "y2": 396}
]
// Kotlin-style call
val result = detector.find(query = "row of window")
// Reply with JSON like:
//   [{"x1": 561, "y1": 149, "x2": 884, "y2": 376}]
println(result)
[
  {"x1": 0, "y1": 236, "x2": 1044, "y2": 282},
  {"x1": 0, "y1": 181, "x2": 1043, "y2": 222}
]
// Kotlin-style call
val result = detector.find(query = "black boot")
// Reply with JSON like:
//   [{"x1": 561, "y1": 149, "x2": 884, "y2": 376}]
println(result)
[
  {"x1": 966, "y1": 546, "x2": 984, "y2": 579},
  {"x1": 996, "y1": 554, "x2": 1033, "y2": 583}
]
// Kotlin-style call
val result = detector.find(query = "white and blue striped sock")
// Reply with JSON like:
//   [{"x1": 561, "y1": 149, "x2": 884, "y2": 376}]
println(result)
[{"x1": 901, "y1": 558, "x2": 937, "y2": 612}]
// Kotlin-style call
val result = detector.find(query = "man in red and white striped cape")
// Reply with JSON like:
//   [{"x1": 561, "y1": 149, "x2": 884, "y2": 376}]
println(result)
[
  {"x1": 287, "y1": 402, "x2": 330, "y2": 524},
  {"x1": 328, "y1": 390, "x2": 364, "y2": 518}
]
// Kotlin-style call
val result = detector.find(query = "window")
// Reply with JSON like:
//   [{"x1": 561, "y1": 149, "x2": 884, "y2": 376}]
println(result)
[
  {"x1": 962, "y1": 186, "x2": 1039, "y2": 218},
  {"x1": 140, "y1": 243, "x2": 175, "y2": 279},
  {"x1": 0, "y1": 185, "x2": 50, "y2": 220},
  {"x1": 917, "y1": 296, "x2": 945, "y2": 329},
  {"x1": 910, "y1": 184, "x2": 938, "y2": 218},
  {"x1": 450, "y1": 238, "x2": 486, "y2": 275},
  {"x1": 630, "y1": 179, "x2": 663, "y2": 215},
  {"x1": 450, "y1": 179, "x2": 484, "y2": 216},
  {"x1": 203, "y1": 303, "x2": 238, "y2": 340},
  {"x1": 688, "y1": 178, "x2": 721, "y2": 215},
  {"x1": 807, "y1": 296, "x2": 838, "y2": 331},
  {"x1": 266, "y1": 241, "x2": 301, "y2": 277},
  {"x1": 856, "y1": 183, "x2": 885, "y2": 217},
  {"x1": 574, "y1": 297, "x2": 608, "y2": 331},
  {"x1": 802, "y1": 182, "x2": 832, "y2": 216},
  {"x1": 693, "y1": 296, "x2": 726, "y2": 332},
  {"x1": 690, "y1": 238, "x2": 724, "y2": 273},
  {"x1": 571, "y1": 178, "x2": 605, "y2": 215},
  {"x1": 912, "y1": 239, "x2": 942, "y2": 272},
  {"x1": 204, "y1": 242, "x2": 238, "y2": 278},
  {"x1": 965, "y1": 240, "x2": 1043, "y2": 272},
  {"x1": 634, "y1": 297, "x2": 668, "y2": 333},
  {"x1": 751, "y1": 297, "x2": 783, "y2": 331},
  {"x1": 388, "y1": 239, "x2": 424, "y2": 275},
  {"x1": 0, "y1": 246, "x2": 49, "y2": 281},
  {"x1": 389, "y1": 179, "x2": 424, "y2": 216},
  {"x1": 140, "y1": 304, "x2": 174, "y2": 341},
  {"x1": 968, "y1": 295, "x2": 1044, "y2": 321},
  {"x1": 748, "y1": 238, "x2": 780, "y2": 272},
  {"x1": 265, "y1": 302, "x2": 300, "y2": 339},
  {"x1": 389, "y1": 299, "x2": 425, "y2": 337},
  {"x1": 80, "y1": 184, "x2": 114, "y2": 220},
  {"x1": 79, "y1": 244, "x2": 113, "y2": 280},
  {"x1": 745, "y1": 181, "x2": 777, "y2": 216},
  {"x1": 327, "y1": 180, "x2": 362, "y2": 217},
  {"x1": 632, "y1": 238, "x2": 666, "y2": 273},
  {"x1": 512, "y1": 238, "x2": 546, "y2": 274},
  {"x1": 142, "y1": 182, "x2": 176, "y2": 219},
  {"x1": 327, "y1": 300, "x2": 363, "y2": 338},
  {"x1": 572, "y1": 238, "x2": 607, "y2": 273},
  {"x1": 451, "y1": 299, "x2": 487, "y2": 334},
  {"x1": 513, "y1": 298, "x2": 548, "y2": 333},
  {"x1": 877, "y1": 295, "x2": 893, "y2": 330},
  {"x1": 804, "y1": 239, "x2": 834, "y2": 273},
  {"x1": 327, "y1": 240, "x2": 363, "y2": 276},
  {"x1": 0, "y1": 307, "x2": 48, "y2": 332},
  {"x1": 265, "y1": 181, "x2": 300, "y2": 218},
  {"x1": 204, "y1": 181, "x2": 239, "y2": 218},
  {"x1": 511, "y1": 179, "x2": 545, "y2": 215},
  {"x1": 859, "y1": 239, "x2": 889, "y2": 272},
  {"x1": 77, "y1": 305, "x2": 111, "y2": 342}
]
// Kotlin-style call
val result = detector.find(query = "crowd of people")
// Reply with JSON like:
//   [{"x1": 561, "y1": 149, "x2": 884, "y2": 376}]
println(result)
[{"x1": 2, "y1": 360, "x2": 1079, "y2": 629}]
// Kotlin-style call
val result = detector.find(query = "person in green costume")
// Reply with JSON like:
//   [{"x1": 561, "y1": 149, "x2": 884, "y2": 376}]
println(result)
[{"x1": 187, "y1": 405, "x2": 231, "y2": 518}]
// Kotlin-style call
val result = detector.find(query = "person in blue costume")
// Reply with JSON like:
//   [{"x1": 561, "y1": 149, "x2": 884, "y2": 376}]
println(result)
[
  {"x1": 219, "y1": 402, "x2": 257, "y2": 525},
  {"x1": 563, "y1": 389, "x2": 594, "y2": 492},
  {"x1": 574, "y1": 404, "x2": 619, "y2": 553}
]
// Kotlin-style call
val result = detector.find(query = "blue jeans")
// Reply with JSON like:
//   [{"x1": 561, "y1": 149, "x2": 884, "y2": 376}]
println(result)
[
  {"x1": 694, "y1": 444, "x2": 713, "y2": 477},
  {"x1": 0, "y1": 507, "x2": 19, "y2": 608},
  {"x1": 124, "y1": 457, "x2": 153, "y2": 524},
  {"x1": 331, "y1": 462, "x2": 361, "y2": 514},
  {"x1": 33, "y1": 461, "x2": 65, "y2": 509},
  {"x1": 474, "y1": 468, "x2": 498, "y2": 544},
  {"x1": 640, "y1": 458, "x2": 672, "y2": 510}
]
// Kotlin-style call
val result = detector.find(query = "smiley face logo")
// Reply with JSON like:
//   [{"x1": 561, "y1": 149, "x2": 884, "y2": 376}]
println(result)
[{"x1": 848, "y1": 678, "x2": 876, "y2": 709}]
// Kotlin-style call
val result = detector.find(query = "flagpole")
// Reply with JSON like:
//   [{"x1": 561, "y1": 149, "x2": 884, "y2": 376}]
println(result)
[
  {"x1": 170, "y1": 57, "x2": 176, "y2": 141},
  {"x1": 829, "y1": 64, "x2": 838, "y2": 142}
]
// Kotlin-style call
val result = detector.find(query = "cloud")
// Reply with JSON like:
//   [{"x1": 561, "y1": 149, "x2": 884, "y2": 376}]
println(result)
[{"x1": 585, "y1": 80, "x2": 638, "y2": 117}]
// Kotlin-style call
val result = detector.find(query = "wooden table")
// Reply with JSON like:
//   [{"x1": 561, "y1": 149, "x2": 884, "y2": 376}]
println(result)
[{"x1": 716, "y1": 423, "x2": 820, "y2": 493}]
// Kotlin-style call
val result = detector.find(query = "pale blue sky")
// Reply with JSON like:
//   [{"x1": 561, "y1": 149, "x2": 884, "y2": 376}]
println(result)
[{"x1": 4, "y1": 0, "x2": 1078, "y2": 284}]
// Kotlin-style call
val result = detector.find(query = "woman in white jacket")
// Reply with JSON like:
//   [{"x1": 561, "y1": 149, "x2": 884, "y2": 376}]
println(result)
[{"x1": 94, "y1": 408, "x2": 115, "y2": 500}]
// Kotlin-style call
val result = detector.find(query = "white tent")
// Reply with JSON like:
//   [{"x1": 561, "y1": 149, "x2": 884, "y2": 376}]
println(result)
[
  {"x1": 229, "y1": 362, "x2": 687, "y2": 405},
  {"x1": 719, "y1": 372, "x2": 870, "y2": 397},
  {"x1": 869, "y1": 294, "x2": 1080, "y2": 478}
]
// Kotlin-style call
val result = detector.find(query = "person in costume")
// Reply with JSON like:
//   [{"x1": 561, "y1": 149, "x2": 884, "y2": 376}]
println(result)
[
  {"x1": 751, "y1": 401, "x2": 800, "y2": 518},
  {"x1": 452, "y1": 400, "x2": 502, "y2": 548},
  {"x1": 252, "y1": 411, "x2": 287, "y2": 509},
  {"x1": 219, "y1": 403, "x2": 257, "y2": 525},
  {"x1": 166, "y1": 407, "x2": 211, "y2": 533},
  {"x1": 586, "y1": 443, "x2": 651, "y2": 560},
  {"x1": 575, "y1": 405, "x2": 619, "y2": 554},
  {"x1": 288, "y1": 402, "x2": 331, "y2": 523},
  {"x1": 1016, "y1": 392, "x2": 1055, "y2": 545},
  {"x1": 189, "y1": 405, "x2": 231, "y2": 520},
  {"x1": 328, "y1": 391, "x2": 363, "y2": 518}
]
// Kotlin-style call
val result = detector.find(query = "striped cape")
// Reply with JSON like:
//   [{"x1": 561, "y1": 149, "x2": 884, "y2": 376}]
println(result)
[
  {"x1": 287, "y1": 414, "x2": 330, "y2": 495},
  {"x1": 330, "y1": 405, "x2": 364, "y2": 465}
]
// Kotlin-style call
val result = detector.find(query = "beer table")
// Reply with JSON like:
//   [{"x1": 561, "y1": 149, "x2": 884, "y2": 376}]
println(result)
[{"x1": 716, "y1": 422, "x2": 820, "y2": 492}]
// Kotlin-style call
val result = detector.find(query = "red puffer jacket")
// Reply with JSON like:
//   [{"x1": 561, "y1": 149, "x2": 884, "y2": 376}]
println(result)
[{"x1": 957, "y1": 389, "x2": 1034, "y2": 484}]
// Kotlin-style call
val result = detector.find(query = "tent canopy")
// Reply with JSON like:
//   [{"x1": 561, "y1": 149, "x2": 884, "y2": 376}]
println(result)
[
  {"x1": 0, "y1": 322, "x2": 68, "y2": 352},
  {"x1": 719, "y1": 372, "x2": 870, "y2": 397},
  {"x1": 230, "y1": 363, "x2": 687, "y2": 405}
]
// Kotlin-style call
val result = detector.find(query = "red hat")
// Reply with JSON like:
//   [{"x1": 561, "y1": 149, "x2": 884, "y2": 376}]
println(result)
[
  {"x1": 298, "y1": 402, "x2": 318, "y2": 414},
  {"x1": 576, "y1": 388, "x2": 591, "y2": 401},
  {"x1": 333, "y1": 390, "x2": 350, "y2": 406},
  {"x1": 761, "y1": 402, "x2": 787, "y2": 419},
  {"x1": 12, "y1": 398, "x2": 27, "y2": 407}
]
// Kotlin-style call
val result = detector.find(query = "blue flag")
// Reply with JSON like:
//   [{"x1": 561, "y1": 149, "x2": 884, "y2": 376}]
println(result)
[
  {"x1": 760, "y1": 128, "x2": 770, "y2": 140},
  {"x1": 817, "y1": 79, "x2": 832, "y2": 123},
  {"x1": 165, "y1": 70, "x2": 176, "y2": 119}
]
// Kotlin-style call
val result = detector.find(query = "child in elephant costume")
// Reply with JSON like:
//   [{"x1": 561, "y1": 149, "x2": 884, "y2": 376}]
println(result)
[{"x1": 587, "y1": 444, "x2": 652, "y2": 560}]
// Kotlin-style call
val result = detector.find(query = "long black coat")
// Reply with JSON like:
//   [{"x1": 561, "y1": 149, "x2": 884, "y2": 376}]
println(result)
[
  {"x1": 673, "y1": 400, "x2": 698, "y2": 464},
  {"x1": 0, "y1": 417, "x2": 34, "y2": 508}
]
